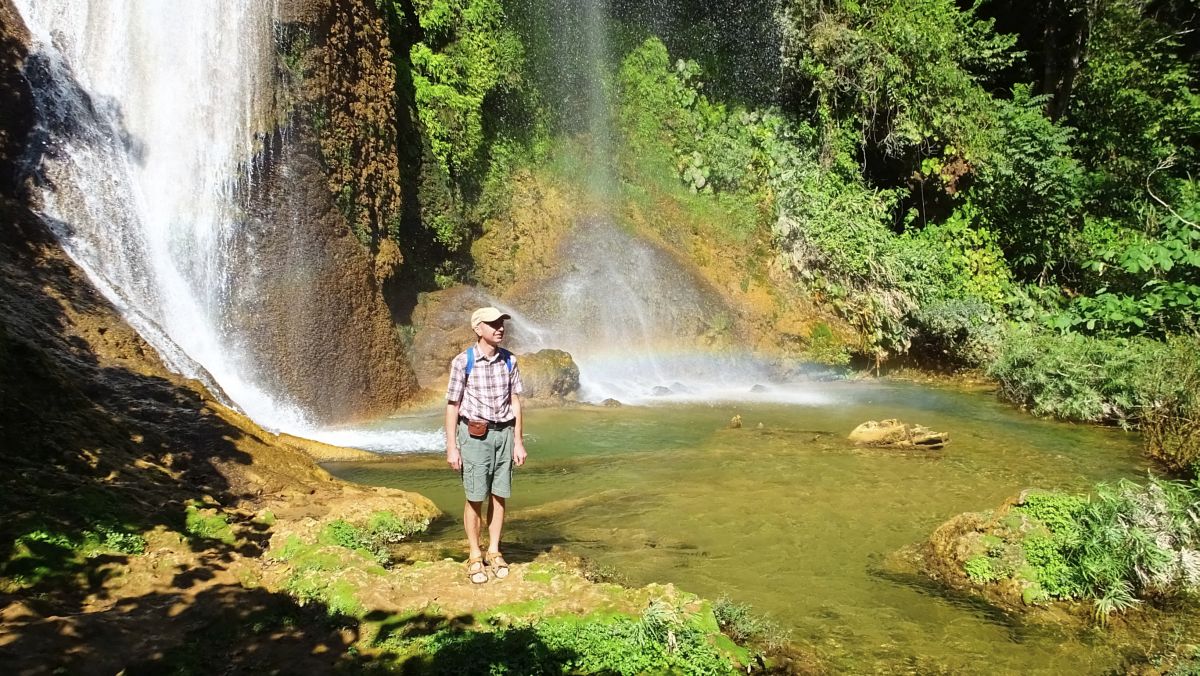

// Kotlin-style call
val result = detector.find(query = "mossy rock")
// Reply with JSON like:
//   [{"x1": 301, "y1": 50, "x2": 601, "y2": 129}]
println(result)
[{"x1": 517, "y1": 349, "x2": 580, "y2": 400}]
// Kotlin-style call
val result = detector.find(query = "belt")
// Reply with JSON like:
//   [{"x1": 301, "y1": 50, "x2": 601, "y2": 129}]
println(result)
[{"x1": 460, "y1": 416, "x2": 514, "y2": 429}]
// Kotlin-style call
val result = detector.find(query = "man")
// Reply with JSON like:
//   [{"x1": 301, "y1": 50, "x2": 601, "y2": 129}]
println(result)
[{"x1": 445, "y1": 306, "x2": 527, "y2": 584}]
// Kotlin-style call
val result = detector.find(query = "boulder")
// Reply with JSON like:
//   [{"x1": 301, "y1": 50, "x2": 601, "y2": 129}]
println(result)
[
  {"x1": 849, "y1": 419, "x2": 949, "y2": 449},
  {"x1": 517, "y1": 349, "x2": 580, "y2": 400},
  {"x1": 408, "y1": 286, "x2": 497, "y2": 390}
]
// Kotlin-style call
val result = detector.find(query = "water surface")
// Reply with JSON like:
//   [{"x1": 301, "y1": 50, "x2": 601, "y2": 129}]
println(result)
[{"x1": 327, "y1": 381, "x2": 1165, "y2": 673}]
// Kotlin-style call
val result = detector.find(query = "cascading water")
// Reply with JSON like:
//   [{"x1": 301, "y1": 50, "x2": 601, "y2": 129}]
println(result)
[
  {"x1": 13, "y1": 0, "x2": 317, "y2": 430},
  {"x1": 504, "y1": 0, "x2": 827, "y2": 405}
]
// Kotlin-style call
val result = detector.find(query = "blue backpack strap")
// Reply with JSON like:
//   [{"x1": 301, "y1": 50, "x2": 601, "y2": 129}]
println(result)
[{"x1": 464, "y1": 346, "x2": 512, "y2": 380}]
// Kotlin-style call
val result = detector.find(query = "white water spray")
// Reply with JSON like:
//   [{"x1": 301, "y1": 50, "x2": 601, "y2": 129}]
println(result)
[{"x1": 13, "y1": 1, "x2": 317, "y2": 430}]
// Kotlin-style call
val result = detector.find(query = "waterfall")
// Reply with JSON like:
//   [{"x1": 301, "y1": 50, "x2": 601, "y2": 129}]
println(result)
[{"x1": 12, "y1": 1, "x2": 317, "y2": 429}]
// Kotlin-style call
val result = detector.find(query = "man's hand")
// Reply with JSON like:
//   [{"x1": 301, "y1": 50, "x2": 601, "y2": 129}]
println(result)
[
  {"x1": 447, "y1": 446, "x2": 462, "y2": 471},
  {"x1": 513, "y1": 440, "x2": 527, "y2": 467}
]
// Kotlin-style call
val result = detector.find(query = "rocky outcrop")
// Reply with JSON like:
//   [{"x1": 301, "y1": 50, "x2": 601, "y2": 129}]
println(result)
[
  {"x1": 517, "y1": 349, "x2": 580, "y2": 400},
  {"x1": 235, "y1": 129, "x2": 418, "y2": 424},
  {"x1": 849, "y1": 419, "x2": 949, "y2": 449},
  {"x1": 471, "y1": 169, "x2": 575, "y2": 296},
  {"x1": 212, "y1": 0, "x2": 422, "y2": 423},
  {"x1": 0, "y1": 0, "x2": 31, "y2": 198},
  {"x1": 408, "y1": 285, "x2": 499, "y2": 391},
  {"x1": 278, "y1": 0, "x2": 405, "y2": 278}
]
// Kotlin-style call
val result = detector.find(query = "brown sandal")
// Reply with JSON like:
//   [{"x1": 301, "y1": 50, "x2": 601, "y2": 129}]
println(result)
[
  {"x1": 485, "y1": 551, "x2": 509, "y2": 579},
  {"x1": 465, "y1": 556, "x2": 488, "y2": 584}
]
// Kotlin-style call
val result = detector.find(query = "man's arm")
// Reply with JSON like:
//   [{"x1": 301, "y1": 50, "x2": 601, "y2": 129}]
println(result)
[
  {"x1": 445, "y1": 401, "x2": 462, "y2": 470},
  {"x1": 511, "y1": 394, "x2": 526, "y2": 467}
]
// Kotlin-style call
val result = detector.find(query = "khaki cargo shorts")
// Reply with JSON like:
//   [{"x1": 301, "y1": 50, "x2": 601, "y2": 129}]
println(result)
[{"x1": 457, "y1": 420, "x2": 515, "y2": 502}]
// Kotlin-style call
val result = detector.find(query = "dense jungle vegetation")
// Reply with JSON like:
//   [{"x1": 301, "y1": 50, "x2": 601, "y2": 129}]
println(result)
[{"x1": 368, "y1": 0, "x2": 1199, "y2": 475}]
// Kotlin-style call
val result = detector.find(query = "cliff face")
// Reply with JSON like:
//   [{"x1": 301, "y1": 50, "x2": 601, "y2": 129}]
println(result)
[{"x1": 219, "y1": 0, "x2": 421, "y2": 423}]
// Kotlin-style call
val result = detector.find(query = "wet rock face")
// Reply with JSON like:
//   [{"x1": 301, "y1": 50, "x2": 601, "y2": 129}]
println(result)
[
  {"x1": 0, "y1": 0, "x2": 33, "y2": 198},
  {"x1": 216, "y1": 0, "x2": 419, "y2": 424},
  {"x1": 236, "y1": 130, "x2": 418, "y2": 424},
  {"x1": 517, "y1": 349, "x2": 580, "y2": 400}
]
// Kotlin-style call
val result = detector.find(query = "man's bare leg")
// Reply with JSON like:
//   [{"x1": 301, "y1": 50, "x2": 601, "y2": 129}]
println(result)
[
  {"x1": 486, "y1": 495, "x2": 506, "y2": 554},
  {"x1": 464, "y1": 499, "x2": 484, "y2": 559}
]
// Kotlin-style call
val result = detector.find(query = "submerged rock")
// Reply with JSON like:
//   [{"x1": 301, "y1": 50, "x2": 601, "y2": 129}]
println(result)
[
  {"x1": 729, "y1": 414, "x2": 742, "y2": 429},
  {"x1": 651, "y1": 386, "x2": 673, "y2": 396},
  {"x1": 848, "y1": 419, "x2": 949, "y2": 449},
  {"x1": 601, "y1": 398, "x2": 622, "y2": 407}
]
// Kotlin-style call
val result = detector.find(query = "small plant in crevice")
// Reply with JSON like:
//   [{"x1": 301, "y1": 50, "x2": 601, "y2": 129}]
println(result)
[{"x1": 713, "y1": 595, "x2": 791, "y2": 651}]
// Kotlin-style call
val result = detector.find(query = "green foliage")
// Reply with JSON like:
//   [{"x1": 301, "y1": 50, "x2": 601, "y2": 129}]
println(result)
[
  {"x1": 1006, "y1": 479, "x2": 1200, "y2": 619},
  {"x1": 905, "y1": 201, "x2": 1014, "y2": 307},
  {"x1": 712, "y1": 595, "x2": 790, "y2": 651},
  {"x1": 781, "y1": 0, "x2": 1016, "y2": 162},
  {"x1": 1138, "y1": 335, "x2": 1200, "y2": 476},
  {"x1": 908, "y1": 298, "x2": 1004, "y2": 368},
  {"x1": 970, "y1": 85, "x2": 1084, "y2": 279},
  {"x1": 2, "y1": 523, "x2": 147, "y2": 588},
  {"x1": 184, "y1": 504, "x2": 235, "y2": 545},
  {"x1": 1057, "y1": 202, "x2": 1200, "y2": 337},
  {"x1": 316, "y1": 512, "x2": 428, "y2": 566},
  {"x1": 366, "y1": 510, "x2": 428, "y2": 544},
  {"x1": 1016, "y1": 492, "x2": 1087, "y2": 543},
  {"x1": 1067, "y1": 0, "x2": 1200, "y2": 215},
  {"x1": 804, "y1": 322, "x2": 850, "y2": 367},
  {"x1": 284, "y1": 572, "x2": 364, "y2": 618},
  {"x1": 405, "y1": 0, "x2": 526, "y2": 178},
  {"x1": 381, "y1": 604, "x2": 740, "y2": 675},
  {"x1": 987, "y1": 328, "x2": 1162, "y2": 423},
  {"x1": 1015, "y1": 491, "x2": 1089, "y2": 598},
  {"x1": 964, "y1": 556, "x2": 1000, "y2": 584}
]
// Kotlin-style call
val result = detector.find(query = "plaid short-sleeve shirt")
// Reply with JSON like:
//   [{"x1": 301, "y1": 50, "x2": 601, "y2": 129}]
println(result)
[{"x1": 446, "y1": 347, "x2": 523, "y2": 423}]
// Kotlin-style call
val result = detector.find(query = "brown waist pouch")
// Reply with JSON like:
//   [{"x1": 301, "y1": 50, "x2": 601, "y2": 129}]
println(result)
[{"x1": 466, "y1": 419, "x2": 489, "y2": 438}]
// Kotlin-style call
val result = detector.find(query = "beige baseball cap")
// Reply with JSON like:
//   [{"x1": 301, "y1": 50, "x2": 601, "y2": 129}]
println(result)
[{"x1": 471, "y1": 307, "x2": 511, "y2": 327}]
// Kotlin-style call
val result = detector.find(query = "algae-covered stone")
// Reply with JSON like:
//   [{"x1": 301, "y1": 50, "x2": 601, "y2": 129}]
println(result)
[{"x1": 849, "y1": 419, "x2": 949, "y2": 449}]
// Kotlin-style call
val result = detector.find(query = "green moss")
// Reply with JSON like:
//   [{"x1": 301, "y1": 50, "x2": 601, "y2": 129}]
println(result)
[
  {"x1": 481, "y1": 598, "x2": 548, "y2": 623},
  {"x1": 284, "y1": 571, "x2": 364, "y2": 619},
  {"x1": 523, "y1": 563, "x2": 557, "y2": 584},
  {"x1": 184, "y1": 504, "x2": 235, "y2": 545}
]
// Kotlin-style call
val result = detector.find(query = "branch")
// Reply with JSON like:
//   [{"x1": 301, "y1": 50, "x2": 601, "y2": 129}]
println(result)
[{"x1": 1146, "y1": 155, "x2": 1199, "y2": 229}]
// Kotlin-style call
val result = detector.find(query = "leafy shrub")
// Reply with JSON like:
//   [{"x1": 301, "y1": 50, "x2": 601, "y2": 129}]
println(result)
[
  {"x1": 1052, "y1": 201, "x2": 1200, "y2": 338},
  {"x1": 712, "y1": 596, "x2": 789, "y2": 651},
  {"x1": 402, "y1": 0, "x2": 526, "y2": 177},
  {"x1": 1137, "y1": 335, "x2": 1200, "y2": 475},
  {"x1": 367, "y1": 510, "x2": 428, "y2": 544},
  {"x1": 904, "y1": 202, "x2": 1015, "y2": 308},
  {"x1": 384, "y1": 604, "x2": 740, "y2": 675},
  {"x1": 987, "y1": 328, "x2": 1162, "y2": 423},
  {"x1": 1010, "y1": 479, "x2": 1200, "y2": 620},
  {"x1": 908, "y1": 298, "x2": 1005, "y2": 368},
  {"x1": 317, "y1": 512, "x2": 429, "y2": 565}
]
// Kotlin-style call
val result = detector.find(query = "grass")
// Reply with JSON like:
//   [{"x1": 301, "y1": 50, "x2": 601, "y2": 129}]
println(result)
[
  {"x1": 374, "y1": 603, "x2": 743, "y2": 675},
  {"x1": 712, "y1": 595, "x2": 790, "y2": 651},
  {"x1": 2, "y1": 522, "x2": 147, "y2": 589}
]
